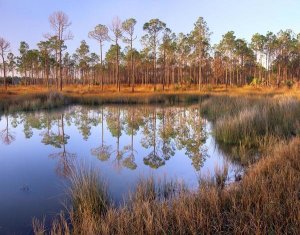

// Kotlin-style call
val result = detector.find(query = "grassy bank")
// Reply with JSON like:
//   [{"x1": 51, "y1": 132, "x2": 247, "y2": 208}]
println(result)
[
  {"x1": 1, "y1": 84, "x2": 300, "y2": 113},
  {"x1": 1, "y1": 85, "x2": 299, "y2": 234},
  {"x1": 1, "y1": 89, "x2": 299, "y2": 166},
  {"x1": 0, "y1": 90, "x2": 207, "y2": 114},
  {"x1": 33, "y1": 137, "x2": 300, "y2": 234},
  {"x1": 200, "y1": 95, "x2": 300, "y2": 149},
  {"x1": 200, "y1": 95, "x2": 300, "y2": 166}
]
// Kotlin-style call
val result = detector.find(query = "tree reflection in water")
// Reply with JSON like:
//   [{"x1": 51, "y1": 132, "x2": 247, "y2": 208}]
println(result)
[
  {"x1": 91, "y1": 106, "x2": 112, "y2": 161},
  {"x1": 106, "y1": 106, "x2": 125, "y2": 172},
  {"x1": 2, "y1": 105, "x2": 211, "y2": 174},
  {"x1": 122, "y1": 107, "x2": 143, "y2": 170},
  {"x1": 175, "y1": 107, "x2": 208, "y2": 171},
  {"x1": 0, "y1": 115, "x2": 15, "y2": 145},
  {"x1": 43, "y1": 113, "x2": 76, "y2": 178}
]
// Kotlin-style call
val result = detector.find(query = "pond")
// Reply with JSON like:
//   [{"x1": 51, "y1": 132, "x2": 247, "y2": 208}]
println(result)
[{"x1": 0, "y1": 104, "x2": 241, "y2": 234}]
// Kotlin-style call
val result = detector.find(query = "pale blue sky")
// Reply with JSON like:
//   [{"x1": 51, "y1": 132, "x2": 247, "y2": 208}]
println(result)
[{"x1": 0, "y1": 0, "x2": 299, "y2": 55}]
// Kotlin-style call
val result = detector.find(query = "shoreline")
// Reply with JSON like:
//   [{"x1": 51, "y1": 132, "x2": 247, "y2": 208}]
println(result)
[
  {"x1": 0, "y1": 86, "x2": 299, "y2": 234},
  {"x1": 1, "y1": 85, "x2": 299, "y2": 114},
  {"x1": 1, "y1": 84, "x2": 299, "y2": 98}
]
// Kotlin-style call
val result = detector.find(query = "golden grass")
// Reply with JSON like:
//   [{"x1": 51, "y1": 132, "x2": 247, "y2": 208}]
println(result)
[
  {"x1": 216, "y1": 99, "x2": 300, "y2": 143},
  {"x1": 0, "y1": 84, "x2": 298, "y2": 234},
  {"x1": 1, "y1": 84, "x2": 299, "y2": 117},
  {"x1": 199, "y1": 95, "x2": 300, "y2": 150},
  {"x1": 1, "y1": 84, "x2": 300, "y2": 100},
  {"x1": 33, "y1": 138, "x2": 300, "y2": 234}
]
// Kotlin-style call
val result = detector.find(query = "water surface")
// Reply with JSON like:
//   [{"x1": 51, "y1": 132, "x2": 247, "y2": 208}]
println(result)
[{"x1": 0, "y1": 104, "x2": 240, "y2": 234}]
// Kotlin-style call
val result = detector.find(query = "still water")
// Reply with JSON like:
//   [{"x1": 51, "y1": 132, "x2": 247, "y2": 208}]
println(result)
[{"x1": 0, "y1": 105, "x2": 240, "y2": 234}]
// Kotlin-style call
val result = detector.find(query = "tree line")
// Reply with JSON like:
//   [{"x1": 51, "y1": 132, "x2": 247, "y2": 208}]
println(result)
[{"x1": 1, "y1": 11, "x2": 300, "y2": 91}]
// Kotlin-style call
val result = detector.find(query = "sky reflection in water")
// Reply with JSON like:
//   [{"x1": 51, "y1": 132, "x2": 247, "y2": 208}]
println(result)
[{"x1": 0, "y1": 105, "x2": 240, "y2": 234}]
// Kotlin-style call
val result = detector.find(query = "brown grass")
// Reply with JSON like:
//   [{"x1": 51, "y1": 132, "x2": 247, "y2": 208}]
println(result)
[
  {"x1": 33, "y1": 138, "x2": 300, "y2": 235},
  {"x1": 214, "y1": 97, "x2": 300, "y2": 146},
  {"x1": 1, "y1": 84, "x2": 300, "y2": 100},
  {"x1": 1, "y1": 85, "x2": 299, "y2": 234},
  {"x1": 1, "y1": 84, "x2": 299, "y2": 117}
]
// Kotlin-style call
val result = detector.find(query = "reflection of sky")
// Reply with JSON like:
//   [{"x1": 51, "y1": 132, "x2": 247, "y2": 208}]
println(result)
[{"x1": 0, "y1": 106, "x2": 240, "y2": 234}]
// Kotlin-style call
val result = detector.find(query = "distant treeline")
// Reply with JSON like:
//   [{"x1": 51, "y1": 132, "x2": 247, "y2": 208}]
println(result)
[{"x1": 1, "y1": 11, "x2": 300, "y2": 91}]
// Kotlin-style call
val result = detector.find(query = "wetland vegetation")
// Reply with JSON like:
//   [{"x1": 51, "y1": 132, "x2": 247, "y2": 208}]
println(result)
[
  {"x1": 0, "y1": 92, "x2": 299, "y2": 234},
  {"x1": 1, "y1": 1, "x2": 300, "y2": 234}
]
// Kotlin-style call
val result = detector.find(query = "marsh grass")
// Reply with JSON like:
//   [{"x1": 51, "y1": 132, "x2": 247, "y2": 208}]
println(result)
[
  {"x1": 32, "y1": 217, "x2": 46, "y2": 235},
  {"x1": 67, "y1": 165, "x2": 110, "y2": 234},
  {"x1": 33, "y1": 138, "x2": 300, "y2": 234},
  {"x1": 32, "y1": 165, "x2": 111, "y2": 235},
  {"x1": 0, "y1": 92, "x2": 72, "y2": 114},
  {"x1": 214, "y1": 163, "x2": 229, "y2": 189},
  {"x1": 200, "y1": 95, "x2": 300, "y2": 148},
  {"x1": 130, "y1": 176, "x2": 186, "y2": 204},
  {"x1": 215, "y1": 98, "x2": 300, "y2": 147},
  {"x1": 200, "y1": 95, "x2": 255, "y2": 122},
  {"x1": 72, "y1": 93, "x2": 205, "y2": 106},
  {"x1": 3, "y1": 89, "x2": 297, "y2": 234},
  {"x1": 197, "y1": 163, "x2": 229, "y2": 190},
  {"x1": 0, "y1": 91, "x2": 206, "y2": 115}
]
